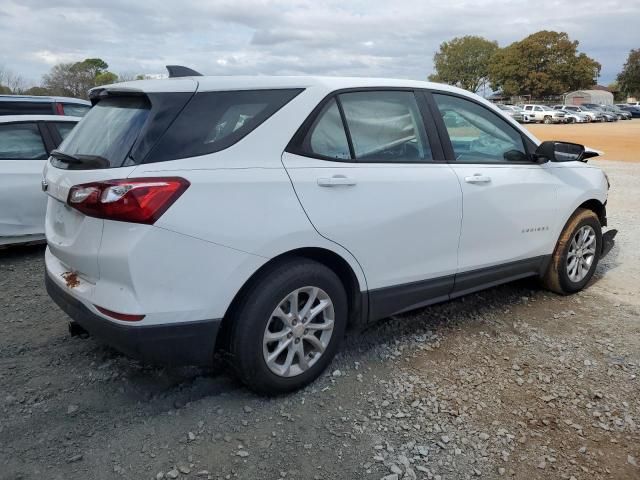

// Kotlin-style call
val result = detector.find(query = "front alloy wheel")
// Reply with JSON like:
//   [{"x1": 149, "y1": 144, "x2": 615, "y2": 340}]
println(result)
[{"x1": 566, "y1": 225, "x2": 597, "y2": 283}]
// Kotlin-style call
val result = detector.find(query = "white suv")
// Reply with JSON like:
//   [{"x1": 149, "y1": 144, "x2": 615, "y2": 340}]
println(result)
[{"x1": 44, "y1": 71, "x2": 614, "y2": 394}]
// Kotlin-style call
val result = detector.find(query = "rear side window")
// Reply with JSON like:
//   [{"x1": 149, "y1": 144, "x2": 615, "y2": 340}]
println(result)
[
  {"x1": 62, "y1": 103, "x2": 90, "y2": 117},
  {"x1": 0, "y1": 101, "x2": 53, "y2": 116},
  {"x1": 55, "y1": 96, "x2": 151, "y2": 169},
  {"x1": 147, "y1": 89, "x2": 303, "y2": 163},
  {"x1": 307, "y1": 99, "x2": 351, "y2": 160},
  {"x1": 0, "y1": 123, "x2": 47, "y2": 160},
  {"x1": 339, "y1": 91, "x2": 431, "y2": 162}
]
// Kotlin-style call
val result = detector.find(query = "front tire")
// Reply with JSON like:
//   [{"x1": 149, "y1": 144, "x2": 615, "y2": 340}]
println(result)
[
  {"x1": 229, "y1": 258, "x2": 347, "y2": 395},
  {"x1": 543, "y1": 116, "x2": 553, "y2": 124},
  {"x1": 542, "y1": 209, "x2": 602, "y2": 295}
]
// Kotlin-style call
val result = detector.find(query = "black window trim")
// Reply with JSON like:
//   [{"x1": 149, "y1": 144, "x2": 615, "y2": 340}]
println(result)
[
  {"x1": 44, "y1": 120, "x2": 78, "y2": 146},
  {"x1": 424, "y1": 89, "x2": 538, "y2": 165},
  {"x1": 286, "y1": 87, "x2": 446, "y2": 164},
  {"x1": 0, "y1": 120, "x2": 52, "y2": 160}
]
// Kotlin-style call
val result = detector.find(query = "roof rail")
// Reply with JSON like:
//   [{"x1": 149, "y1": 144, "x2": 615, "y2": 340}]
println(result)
[{"x1": 166, "y1": 65, "x2": 203, "y2": 78}]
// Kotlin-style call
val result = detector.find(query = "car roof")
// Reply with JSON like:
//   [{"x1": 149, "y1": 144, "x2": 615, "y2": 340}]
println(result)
[
  {"x1": 92, "y1": 75, "x2": 476, "y2": 97},
  {"x1": 0, "y1": 115, "x2": 81, "y2": 123},
  {"x1": 0, "y1": 95, "x2": 90, "y2": 105}
]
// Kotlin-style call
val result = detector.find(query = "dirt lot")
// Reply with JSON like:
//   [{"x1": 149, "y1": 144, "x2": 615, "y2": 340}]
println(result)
[
  {"x1": 526, "y1": 120, "x2": 640, "y2": 162},
  {"x1": 1, "y1": 160, "x2": 638, "y2": 480}
]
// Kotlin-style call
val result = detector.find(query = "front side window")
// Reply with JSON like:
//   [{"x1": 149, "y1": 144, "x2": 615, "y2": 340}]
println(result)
[
  {"x1": 433, "y1": 94, "x2": 529, "y2": 163},
  {"x1": 339, "y1": 91, "x2": 431, "y2": 162},
  {"x1": 0, "y1": 123, "x2": 47, "y2": 160}
]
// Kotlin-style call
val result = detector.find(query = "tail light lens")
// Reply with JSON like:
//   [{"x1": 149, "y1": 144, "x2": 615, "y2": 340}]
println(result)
[
  {"x1": 67, "y1": 177, "x2": 189, "y2": 224},
  {"x1": 95, "y1": 305, "x2": 145, "y2": 322},
  {"x1": 54, "y1": 102, "x2": 65, "y2": 115}
]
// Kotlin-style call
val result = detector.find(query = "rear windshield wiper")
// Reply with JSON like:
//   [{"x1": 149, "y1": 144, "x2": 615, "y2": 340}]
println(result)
[
  {"x1": 50, "y1": 150, "x2": 110, "y2": 169},
  {"x1": 50, "y1": 149, "x2": 82, "y2": 164}
]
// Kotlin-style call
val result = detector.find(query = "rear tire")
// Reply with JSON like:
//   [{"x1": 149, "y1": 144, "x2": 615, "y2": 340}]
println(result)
[
  {"x1": 542, "y1": 209, "x2": 601, "y2": 295},
  {"x1": 228, "y1": 258, "x2": 347, "y2": 395}
]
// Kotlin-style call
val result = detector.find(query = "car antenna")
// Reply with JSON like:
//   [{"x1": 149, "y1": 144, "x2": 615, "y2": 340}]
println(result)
[{"x1": 166, "y1": 65, "x2": 203, "y2": 78}]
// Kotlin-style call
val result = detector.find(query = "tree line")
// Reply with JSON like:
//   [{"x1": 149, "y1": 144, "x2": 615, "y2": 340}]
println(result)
[
  {"x1": 429, "y1": 31, "x2": 639, "y2": 99},
  {"x1": 0, "y1": 58, "x2": 146, "y2": 98},
  {"x1": 1, "y1": 33, "x2": 639, "y2": 100}
]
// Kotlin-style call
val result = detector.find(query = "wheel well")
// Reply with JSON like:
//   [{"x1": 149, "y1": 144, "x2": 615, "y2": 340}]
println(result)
[
  {"x1": 215, "y1": 248, "x2": 364, "y2": 352},
  {"x1": 578, "y1": 199, "x2": 606, "y2": 226}
]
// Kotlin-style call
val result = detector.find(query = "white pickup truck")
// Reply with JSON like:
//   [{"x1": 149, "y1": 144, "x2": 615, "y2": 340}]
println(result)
[{"x1": 522, "y1": 104, "x2": 566, "y2": 124}]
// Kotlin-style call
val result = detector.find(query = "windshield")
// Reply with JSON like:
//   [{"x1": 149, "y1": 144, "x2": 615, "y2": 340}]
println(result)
[{"x1": 56, "y1": 96, "x2": 150, "y2": 168}]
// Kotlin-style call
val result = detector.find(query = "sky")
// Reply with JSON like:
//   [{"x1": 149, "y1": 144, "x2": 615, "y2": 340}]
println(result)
[{"x1": 1, "y1": 0, "x2": 638, "y2": 88}]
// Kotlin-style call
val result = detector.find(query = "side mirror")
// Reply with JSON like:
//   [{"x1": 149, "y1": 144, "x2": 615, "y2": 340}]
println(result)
[{"x1": 534, "y1": 141, "x2": 585, "y2": 163}]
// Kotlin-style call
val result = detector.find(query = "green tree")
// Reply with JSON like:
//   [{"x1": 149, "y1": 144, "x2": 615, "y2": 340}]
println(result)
[
  {"x1": 22, "y1": 86, "x2": 52, "y2": 96},
  {"x1": 42, "y1": 58, "x2": 118, "y2": 98},
  {"x1": 0, "y1": 85, "x2": 11, "y2": 94},
  {"x1": 488, "y1": 31, "x2": 600, "y2": 97},
  {"x1": 428, "y1": 36, "x2": 499, "y2": 93},
  {"x1": 617, "y1": 49, "x2": 640, "y2": 97}
]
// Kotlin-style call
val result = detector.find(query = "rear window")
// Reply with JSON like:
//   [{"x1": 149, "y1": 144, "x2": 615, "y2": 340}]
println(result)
[
  {"x1": 62, "y1": 103, "x2": 91, "y2": 117},
  {"x1": 146, "y1": 89, "x2": 302, "y2": 163},
  {"x1": 54, "y1": 96, "x2": 151, "y2": 169}
]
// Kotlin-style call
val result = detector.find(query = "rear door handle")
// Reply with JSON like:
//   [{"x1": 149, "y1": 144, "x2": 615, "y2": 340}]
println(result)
[
  {"x1": 317, "y1": 176, "x2": 357, "y2": 187},
  {"x1": 464, "y1": 174, "x2": 491, "y2": 184}
]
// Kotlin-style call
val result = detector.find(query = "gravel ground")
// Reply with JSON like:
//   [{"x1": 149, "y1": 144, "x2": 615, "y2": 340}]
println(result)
[{"x1": 1, "y1": 160, "x2": 638, "y2": 480}]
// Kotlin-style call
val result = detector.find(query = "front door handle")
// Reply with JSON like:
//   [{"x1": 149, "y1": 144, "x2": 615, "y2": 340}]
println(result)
[
  {"x1": 464, "y1": 174, "x2": 491, "y2": 184},
  {"x1": 317, "y1": 175, "x2": 357, "y2": 187}
]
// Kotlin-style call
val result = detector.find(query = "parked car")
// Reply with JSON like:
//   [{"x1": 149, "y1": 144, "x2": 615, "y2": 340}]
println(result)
[
  {"x1": 579, "y1": 103, "x2": 618, "y2": 122},
  {"x1": 551, "y1": 106, "x2": 589, "y2": 123},
  {"x1": 0, "y1": 95, "x2": 91, "y2": 117},
  {"x1": 626, "y1": 101, "x2": 640, "y2": 108},
  {"x1": 600, "y1": 105, "x2": 631, "y2": 120},
  {"x1": 44, "y1": 72, "x2": 614, "y2": 394},
  {"x1": 617, "y1": 105, "x2": 640, "y2": 118},
  {"x1": 496, "y1": 104, "x2": 530, "y2": 123},
  {"x1": 560, "y1": 105, "x2": 604, "y2": 122},
  {"x1": 0, "y1": 115, "x2": 80, "y2": 246},
  {"x1": 522, "y1": 104, "x2": 566, "y2": 123}
]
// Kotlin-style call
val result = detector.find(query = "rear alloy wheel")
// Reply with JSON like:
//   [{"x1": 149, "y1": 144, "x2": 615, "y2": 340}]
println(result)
[
  {"x1": 229, "y1": 258, "x2": 347, "y2": 395},
  {"x1": 542, "y1": 208, "x2": 602, "y2": 294},
  {"x1": 543, "y1": 116, "x2": 553, "y2": 124}
]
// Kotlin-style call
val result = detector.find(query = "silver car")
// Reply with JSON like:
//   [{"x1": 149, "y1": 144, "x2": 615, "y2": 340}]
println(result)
[{"x1": 560, "y1": 105, "x2": 604, "y2": 122}]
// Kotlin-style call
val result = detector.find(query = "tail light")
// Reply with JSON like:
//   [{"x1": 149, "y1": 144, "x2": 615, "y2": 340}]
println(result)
[
  {"x1": 67, "y1": 177, "x2": 189, "y2": 224},
  {"x1": 54, "y1": 102, "x2": 65, "y2": 115}
]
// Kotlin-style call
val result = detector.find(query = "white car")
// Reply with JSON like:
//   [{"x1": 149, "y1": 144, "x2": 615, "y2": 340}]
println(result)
[
  {"x1": 522, "y1": 105, "x2": 566, "y2": 124},
  {"x1": 0, "y1": 115, "x2": 80, "y2": 246},
  {"x1": 44, "y1": 71, "x2": 614, "y2": 394}
]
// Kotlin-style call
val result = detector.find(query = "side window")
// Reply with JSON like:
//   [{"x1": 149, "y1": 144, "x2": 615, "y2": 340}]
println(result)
[
  {"x1": 535, "y1": 106, "x2": 543, "y2": 112},
  {"x1": 306, "y1": 98, "x2": 351, "y2": 160},
  {"x1": 0, "y1": 123, "x2": 47, "y2": 160},
  {"x1": 149, "y1": 89, "x2": 302, "y2": 162},
  {"x1": 433, "y1": 94, "x2": 529, "y2": 163},
  {"x1": 62, "y1": 103, "x2": 91, "y2": 117},
  {"x1": 339, "y1": 91, "x2": 431, "y2": 162},
  {"x1": 51, "y1": 121, "x2": 77, "y2": 141},
  {"x1": 0, "y1": 102, "x2": 53, "y2": 116}
]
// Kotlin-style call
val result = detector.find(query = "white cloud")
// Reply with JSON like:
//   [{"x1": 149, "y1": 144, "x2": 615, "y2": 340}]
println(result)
[{"x1": 0, "y1": 0, "x2": 637, "y2": 86}]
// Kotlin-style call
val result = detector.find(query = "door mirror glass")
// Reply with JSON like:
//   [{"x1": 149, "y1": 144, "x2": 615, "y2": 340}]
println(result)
[{"x1": 534, "y1": 141, "x2": 585, "y2": 163}]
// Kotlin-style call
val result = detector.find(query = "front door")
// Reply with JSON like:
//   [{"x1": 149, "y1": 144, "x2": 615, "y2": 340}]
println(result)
[
  {"x1": 283, "y1": 90, "x2": 462, "y2": 319},
  {"x1": 430, "y1": 93, "x2": 560, "y2": 294}
]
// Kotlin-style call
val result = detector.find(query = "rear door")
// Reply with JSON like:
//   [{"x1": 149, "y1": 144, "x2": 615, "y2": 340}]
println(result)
[
  {"x1": 283, "y1": 89, "x2": 462, "y2": 319},
  {"x1": 0, "y1": 121, "x2": 51, "y2": 240},
  {"x1": 428, "y1": 91, "x2": 560, "y2": 294}
]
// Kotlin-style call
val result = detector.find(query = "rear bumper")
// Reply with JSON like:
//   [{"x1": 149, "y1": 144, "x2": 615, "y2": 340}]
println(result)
[{"x1": 46, "y1": 272, "x2": 221, "y2": 366}]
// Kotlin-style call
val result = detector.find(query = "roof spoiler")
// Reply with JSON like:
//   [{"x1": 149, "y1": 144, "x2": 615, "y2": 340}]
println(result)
[{"x1": 166, "y1": 65, "x2": 203, "y2": 78}]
